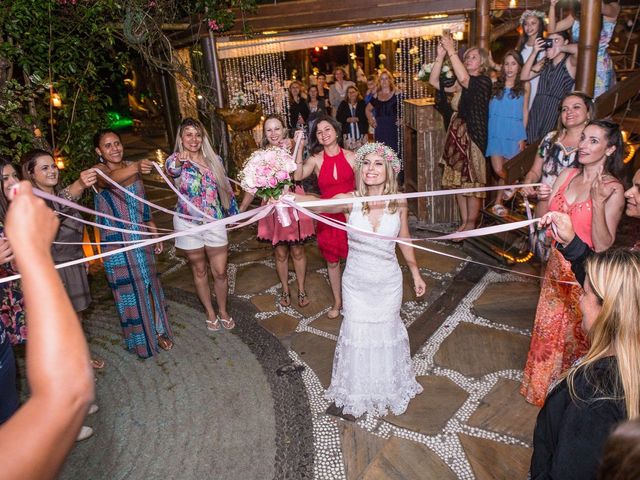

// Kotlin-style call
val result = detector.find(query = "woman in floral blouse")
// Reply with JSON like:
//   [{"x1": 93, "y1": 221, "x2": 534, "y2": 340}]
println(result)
[
  {"x1": 0, "y1": 156, "x2": 22, "y2": 424},
  {"x1": 165, "y1": 118, "x2": 238, "y2": 331}
]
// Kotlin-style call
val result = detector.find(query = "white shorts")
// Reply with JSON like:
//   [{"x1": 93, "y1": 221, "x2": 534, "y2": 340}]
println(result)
[{"x1": 173, "y1": 215, "x2": 228, "y2": 250}]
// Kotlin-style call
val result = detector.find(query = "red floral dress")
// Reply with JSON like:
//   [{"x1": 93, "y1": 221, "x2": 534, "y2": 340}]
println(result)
[{"x1": 520, "y1": 169, "x2": 594, "y2": 406}]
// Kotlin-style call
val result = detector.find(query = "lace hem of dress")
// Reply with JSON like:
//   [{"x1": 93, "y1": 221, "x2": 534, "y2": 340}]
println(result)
[{"x1": 325, "y1": 382, "x2": 423, "y2": 418}]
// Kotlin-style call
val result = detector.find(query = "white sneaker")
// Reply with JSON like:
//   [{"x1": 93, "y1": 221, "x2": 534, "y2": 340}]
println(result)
[
  {"x1": 88, "y1": 404, "x2": 99, "y2": 415},
  {"x1": 76, "y1": 426, "x2": 94, "y2": 442}
]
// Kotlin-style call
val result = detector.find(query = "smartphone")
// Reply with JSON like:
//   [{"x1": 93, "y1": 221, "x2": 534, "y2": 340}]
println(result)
[
  {"x1": 542, "y1": 38, "x2": 554, "y2": 49},
  {"x1": 442, "y1": 28, "x2": 451, "y2": 37}
]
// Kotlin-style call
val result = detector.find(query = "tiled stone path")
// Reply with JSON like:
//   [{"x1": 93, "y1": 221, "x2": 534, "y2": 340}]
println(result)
[
  {"x1": 146, "y1": 170, "x2": 543, "y2": 478},
  {"x1": 65, "y1": 132, "x2": 544, "y2": 479}
]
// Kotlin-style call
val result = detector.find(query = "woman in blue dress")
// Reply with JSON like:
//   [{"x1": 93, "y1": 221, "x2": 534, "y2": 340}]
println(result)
[{"x1": 486, "y1": 50, "x2": 529, "y2": 216}]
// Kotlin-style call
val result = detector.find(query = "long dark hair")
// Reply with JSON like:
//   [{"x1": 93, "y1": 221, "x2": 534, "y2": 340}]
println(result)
[
  {"x1": 584, "y1": 119, "x2": 627, "y2": 179},
  {"x1": 492, "y1": 50, "x2": 525, "y2": 100},
  {"x1": 308, "y1": 114, "x2": 343, "y2": 155},
  {"x1": 516, "y1": 13, "x2": 545, "y2": 53},
  {"x1": 0, "y1": 156, "x2": 20, "y2": 222},
  {"x1": 21, "y1": 149, "x2": 54, "y2": 186}
]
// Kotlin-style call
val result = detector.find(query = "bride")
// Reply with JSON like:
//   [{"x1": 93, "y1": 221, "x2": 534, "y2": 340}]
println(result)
[{"x1": 295, "y1": 142, "x2": 425, "y2": 417}]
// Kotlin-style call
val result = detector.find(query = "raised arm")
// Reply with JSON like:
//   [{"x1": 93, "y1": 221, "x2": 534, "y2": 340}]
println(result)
[
  {"x1": 441, "y1": 35, "x2": 470, "y2": 89},
  {"x1": 62, "y1": 167, "x2": 98, "y2": 200},
  {"x1": 293, "y1": 152, "x2": 318, "y2": 181},
  {"x1": 590, "y1": 176, "x2": 625, "y2": 252},
  {"x1": 95, "y1": 159, "x2": 153, "y2": 189},
  {"x1": 397, "y1": 201, "x2": 426, "y2": 297},
  {"x1": 548, "y1": 0, "x2": 575, "y2": 33},
  {"x1": 0, "y1": 181, "x2": 94, "y2": 480},
  {"x1": 428, "y1": 43, "x2": 447, "y2": 90},
  {"x1": 521, "y1": 39, "x2": 545, "y2": 81}
]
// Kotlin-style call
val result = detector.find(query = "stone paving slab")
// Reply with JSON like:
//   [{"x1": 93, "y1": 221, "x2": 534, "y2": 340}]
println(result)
[
  {"x1": 434, "y1": 323, "x2": 530, "y2": 378},
  {"x1": 260, "y1": 313, "x2": 300, "y2": 339},
  {"x1": 234, "y1": 263, "x2": 278, "y2": 295},
  {"x1": 459, "y1": 433, "x2": 531, "y2": 480},
  {"x1": 386, "y1": 376, "x2": 469, "y2": 435},
  {"x1": 338, "y1": 422, "x2": 388, "y2": 480},
  {"x1": 359, "y1": 436, "x2": 457, "y2": 479},
  {"x1": 408, "y1": 263, "x2": 487, "y2": 355},
  {"x1": 472, "y1": 281, "x2": 539, "y2": 330},
  {"x1": 291, "y1": 332, "x2": 336, "y2": 388},
  {"x1": 468, "y1": 378, "x2": 539, "y2": 444},
  {"x1": 310, "y1": 315, "x2": 343, "y2": 337}
]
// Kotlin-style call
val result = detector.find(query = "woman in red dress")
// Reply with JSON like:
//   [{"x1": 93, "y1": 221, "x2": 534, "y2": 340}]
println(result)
[{"x1": 294, "y1": 115, "x2": 356, "y2": 318}]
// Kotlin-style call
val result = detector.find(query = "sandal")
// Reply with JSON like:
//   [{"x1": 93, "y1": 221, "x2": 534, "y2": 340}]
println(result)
[
  {"x1": 489, "y1": 204, "x2": 508, "y2": 217},
  {"x1": 206, "y1": 318, "x2": 221, "y2": 332},
  {"x1": 90, "y1": 358, "x2": 105, "y2": 370},
  {"x1": 327, "y1": 306, "x2": 341, "y2": 319},
  {"x1": 218, "y1": 315, "x2": 235, "y2": 330},
  {"x1": 279, "y1": 291, "x2": 291, "y2": 307},
  {"x1": 298, "y1": 291, "x2": 310, "y2": 307},
  {"x1": 157, "y1": 335, "x2": 174, "y2": 351}
]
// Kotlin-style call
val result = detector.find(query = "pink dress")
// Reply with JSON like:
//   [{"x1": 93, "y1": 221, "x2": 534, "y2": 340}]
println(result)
[
  {"x1": 521, "y1": 169, "x2": 593, "y2": 406},
  {"x1": 316, "y1": 149, "x2": 355, "y2": 263},
  {"x1": 257, "y1": 183, "x2": 315, "y2": 246}
]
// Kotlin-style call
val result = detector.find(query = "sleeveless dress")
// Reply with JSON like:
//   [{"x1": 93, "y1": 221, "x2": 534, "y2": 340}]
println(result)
[
  {"x1": 324, "y1": 201, "x2": 423, "y2": 417},
  {"x1": 95, "y1": 177, "x2": 173, "y2": 359},
  {"x1": 370, "y1": 93, "x2": 399, "y2": 153},
  {"x1": 257, "y1": 184, "x2": 315, "y2": 246},
  {"x1": 316, "y1": 149, "x2": 355, "y2": 263},
  {"x1": 486, "y1": 88, "x2": 527, "y2": 159},
  {"x1": 520, "y1": 169, "x2": 592, "y2": 406},
  {"x1": 520, "y1": 45, "x2": 544, "y2": 110},
  {"x1": 572, "y1": 20, "x2": 616, "y2": 98},
  {"x1": 526, "y1": 55, "x2": 575, "y2": 144}
]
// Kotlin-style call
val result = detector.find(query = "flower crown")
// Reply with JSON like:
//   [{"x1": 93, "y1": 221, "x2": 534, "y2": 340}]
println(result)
[
  {"x1": 520, "y1": 10, "x2": 545, "y2": 26},
  {"x1": 354, "y1": 142, "x2": 402, "y2": 174}
]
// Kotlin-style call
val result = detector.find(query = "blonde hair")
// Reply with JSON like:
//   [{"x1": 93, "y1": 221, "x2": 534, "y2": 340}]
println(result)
[
  {"x1": 463, "y1": 47, "x2": 491, "y2": 75},
  {"x1": 174, "y1": 117, "x2": 234, "y2": 210},
  {"x1": 376, "y1": 69, "x2": 396, "y2": 93},
  {"x1": 354, "y1": 151, "x2": 399, "y2": 215},
  {"x1": 567, "y1": 249, "x2": 640, "y2": 419}
]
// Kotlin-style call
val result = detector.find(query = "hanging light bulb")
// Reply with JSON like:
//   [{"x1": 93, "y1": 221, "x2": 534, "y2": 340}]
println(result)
[{"x1": 50, "y1": 92, "x2": 62, "y2": 108}]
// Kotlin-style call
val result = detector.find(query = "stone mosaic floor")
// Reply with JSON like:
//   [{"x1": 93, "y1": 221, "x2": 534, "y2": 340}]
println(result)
[
  {"x1": 44, "y1": 132, "x2": 545, "y2": 478},
  {"x1": 141, "y1": 167, "x2": 544, "y2": 479}
]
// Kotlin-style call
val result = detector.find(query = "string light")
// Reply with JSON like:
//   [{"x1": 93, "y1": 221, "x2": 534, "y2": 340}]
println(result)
[{"x1": 50, "y1": 92, "x2": 62, "y2": 108}]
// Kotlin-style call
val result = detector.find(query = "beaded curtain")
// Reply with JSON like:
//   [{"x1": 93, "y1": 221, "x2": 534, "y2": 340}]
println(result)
[
  {"x1": 394, "y1": 35, "x2": 456, "y2": 163},
  {"x1": 221, "y1": 42, "x2": 290, "y2": 123}
]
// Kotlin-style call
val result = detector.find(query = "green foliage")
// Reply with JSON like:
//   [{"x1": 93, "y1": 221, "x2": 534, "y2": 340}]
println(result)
[
  {"x1": 0, "y1": 0, "x2": 121, "y2": 186},
  {"x1": 0, "y1": 0, "x2": 257, "y2": 187}
]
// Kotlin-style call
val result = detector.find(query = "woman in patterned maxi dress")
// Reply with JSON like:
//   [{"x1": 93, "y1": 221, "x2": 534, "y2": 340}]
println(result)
[
  {"x1": 94, "y1": 130, "x2": 173, "y2": 358},
  {"x1": 520, "y1": 121, "x2": 625, "y2": 406}
]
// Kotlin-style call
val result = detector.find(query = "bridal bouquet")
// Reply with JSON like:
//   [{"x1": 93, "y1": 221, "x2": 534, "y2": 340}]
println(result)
[{"x1": 239, "y1": 146, "x2": 298, "y2": 226}]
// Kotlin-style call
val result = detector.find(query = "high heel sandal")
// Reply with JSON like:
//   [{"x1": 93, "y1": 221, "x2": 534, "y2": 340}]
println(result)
[
  {"x1": 279, "y1": 291, "x2": 291, "y2": 307},
  {"x1": 298, "y1": 291, "x2": 310, "y2": 307}
]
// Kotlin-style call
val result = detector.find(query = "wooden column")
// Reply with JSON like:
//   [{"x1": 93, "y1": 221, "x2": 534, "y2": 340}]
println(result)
[
  {"x1": 575, "y1": 0, "x2": 601, "y2": 96},
  {"x1": 475, "y1": 0, "x2": 490, "y2": 50}
]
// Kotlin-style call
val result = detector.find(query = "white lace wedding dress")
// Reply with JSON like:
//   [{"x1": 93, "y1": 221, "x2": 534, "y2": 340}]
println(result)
[{"x1": 324, "y1": 201, "x2": 423, "y2": 417}]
